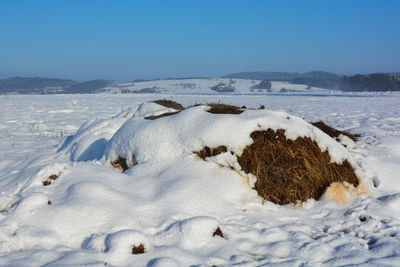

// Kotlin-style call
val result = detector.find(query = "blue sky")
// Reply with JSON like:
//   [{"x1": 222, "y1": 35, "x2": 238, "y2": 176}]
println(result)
[{"x1": 0, "y1": 0, "x2": 399, "y2": 81}]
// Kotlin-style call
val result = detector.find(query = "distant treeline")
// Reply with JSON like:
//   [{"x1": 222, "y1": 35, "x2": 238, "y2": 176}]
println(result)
[
  {"x1": 341, "y1": 73, "x2": 400, "y2": 92},
  {"x1": 225, "y1": 71, "x2": 342, "y2": 89},
  {"x1": 224, "y1": 71, "x2": 400, "y2": 91}
]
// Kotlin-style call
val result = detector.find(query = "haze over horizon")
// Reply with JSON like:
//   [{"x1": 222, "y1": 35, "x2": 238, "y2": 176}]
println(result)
[{"x1": 1, "y1": 0, "x2": 399, "y2": 81}]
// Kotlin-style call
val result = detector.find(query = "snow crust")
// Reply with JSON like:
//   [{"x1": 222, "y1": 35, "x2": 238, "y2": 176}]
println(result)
[{"x1": 1, "y1": 92, "x2": 400, "y2": 266}]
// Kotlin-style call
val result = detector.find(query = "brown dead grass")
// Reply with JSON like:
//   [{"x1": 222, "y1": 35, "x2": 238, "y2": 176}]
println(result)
[
  {"x1": 42, "y1": 174, "x2": 59, "y2": 186},
  {"x1": 237, "y1": 129, "x2": 359, "y2": 205},
  {"x1": 132, "y1": 243, "x2": 145, "y2": 254},
  {"x1": 145, "y1": 111, "x2": 180, "y2": 120},
  {"x1": 152, "y1": 99, "x2": 185, "y2": 110},
  {"x1": 145, "y1": 99, "x2": 185, "y2": 120},
  {"x1": 111, "y1": 156, "x2": 129, "y2": 172},
  {"x1": 213, "y1": 227, "x2": 224, "y2": 238},
  {"x1": 311, "y1": 121, "x2": 360, "y2": 142},
  {"x1": 195, "y1": 146, "x2": 227, "y2": 159},
  {"x1": 206, "y1": 103, "x2": 245, "y2": 114},
  {"x1": 111, "y1": 155, "x2": 137, "y2": 172}
]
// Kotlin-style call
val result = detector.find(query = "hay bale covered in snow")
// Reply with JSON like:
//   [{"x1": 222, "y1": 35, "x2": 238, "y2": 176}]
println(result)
[{"x1": 101, "y1": 101, "x2": 362, "y2": 205}]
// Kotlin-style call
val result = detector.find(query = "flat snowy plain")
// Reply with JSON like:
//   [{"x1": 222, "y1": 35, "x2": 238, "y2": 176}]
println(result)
[{"x1": 1, "y1": 91, "x2": 400, "y2": 266}]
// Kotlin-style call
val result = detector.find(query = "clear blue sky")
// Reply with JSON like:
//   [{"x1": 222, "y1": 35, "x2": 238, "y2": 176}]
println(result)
[{"x1": 0, "y1": 0, "x2": 399, "y2": 81}]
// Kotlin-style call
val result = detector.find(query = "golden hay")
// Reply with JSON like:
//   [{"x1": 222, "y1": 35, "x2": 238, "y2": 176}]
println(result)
[{"x1": 237, "y1": 129, "x2": 359, "y2": 205}]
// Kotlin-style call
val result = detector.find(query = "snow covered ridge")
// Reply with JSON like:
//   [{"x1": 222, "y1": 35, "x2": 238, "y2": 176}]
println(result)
[{"x1": 64, "y1": 100, "x2": 368, "y2": 206}]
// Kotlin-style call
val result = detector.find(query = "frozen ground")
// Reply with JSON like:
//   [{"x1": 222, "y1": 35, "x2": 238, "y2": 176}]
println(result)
[{"x1": 0, "y1": 92, "x2": 400, "y2": 266}]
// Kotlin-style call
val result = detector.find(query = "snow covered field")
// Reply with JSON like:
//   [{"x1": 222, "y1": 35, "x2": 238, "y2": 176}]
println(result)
[
  {"x1": 117, "y1": 78, "x2": 318, "y2": 94},
  {"x1": 1, "y1": 92, "x2": 400, "y2": 266}
]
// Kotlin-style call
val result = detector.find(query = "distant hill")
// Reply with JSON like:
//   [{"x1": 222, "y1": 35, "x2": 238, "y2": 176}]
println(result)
[
  {"x1": 292, "y1": 71, "x2": 342, "y2": 90},
  {"x1": 0, "y1": 77, "x2": 116, "y2": 94},
  {"x1": 300, "y1": 71, "x2": 341, "y2": 80},
  {"x1": 63, "y1": 80, "x2": 116, "y2": 94},
  {"x1": 0, "y1": 77, "x2": 77, "y2": 94},
  {"x1": 223, "y1": 72, "x2": 300, "y2": 81}
]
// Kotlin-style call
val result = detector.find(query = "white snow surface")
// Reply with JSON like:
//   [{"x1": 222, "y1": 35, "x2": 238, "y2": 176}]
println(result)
[
  {"x1": 117, "y1": 78, "x2": 319, "y2": 94},
  {"x1": 1, "y1": 92, "x2": 400, "y2": 266}
]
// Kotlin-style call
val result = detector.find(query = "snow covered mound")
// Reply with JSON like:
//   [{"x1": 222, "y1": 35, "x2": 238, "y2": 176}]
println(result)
[{"x1": 65, "y1": 100, "x2": 365, "y2": 206}]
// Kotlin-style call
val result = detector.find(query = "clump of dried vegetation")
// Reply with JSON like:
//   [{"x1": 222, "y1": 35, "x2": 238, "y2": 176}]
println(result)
[
  {"x1": 195, "y1": 146, "x2": 228, "y2": 159},
  {"x1": 131, "y1": 243, "x2": 145, "y2": 254},
  {"x1": 145, "y1": 111, "x2": 180, "y2": 120},
  {"x1": 206, "y1": 103, "x2": 245, "y2": 114},
  {"x1": 152, "y1": 99, "x2": 185, "y2": 110},
  {"x1": 237, "y1": 129, "x2": 359, "y2": 205},
  {"x1": 111, "y1": 155, "x2": 136, "y2": 172},
  {"x1": 311, "y1": 121, "x2": 360, "y2": 142},
  {"x1": 213, "y1": 227, "x2": 224, "y2": 238},
  {"x1": 42, "y1": 174, "x2": 59, "y2": 186}
]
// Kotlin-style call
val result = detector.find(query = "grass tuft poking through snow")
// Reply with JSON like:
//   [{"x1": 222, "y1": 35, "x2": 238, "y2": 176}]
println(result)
[
  {"x1": 131, "y1": 243, "x2": 145, "y2": 254},
  {"x1": 213, "y1": 227, "x2": 224, "y2": 238},
  {"x1": 311, "y1": 121, "x2": 360, "y2": 142},
  {"x1": 195, "y1": 146, "x2": 228, "y2": 159},
  {"x1": 42, "y1": 174, "x2": 59, "y2": 186},
  {"x1": 151, "y1": 99, "x2": 185, "y2": 111}
]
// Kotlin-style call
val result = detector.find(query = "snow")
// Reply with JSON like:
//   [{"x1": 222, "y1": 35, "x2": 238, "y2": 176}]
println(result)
[
  {"x1": 0, "y1": 92, "x2": 400, "y2": 266},
  {"x1": 104, "y1": 105, "x2": 354, "y2": 165},
  {"x1": 117, "y1": 78, "x2": 322, "y2": 94}
]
